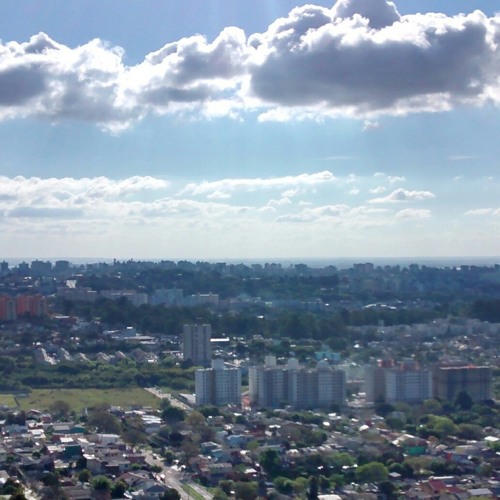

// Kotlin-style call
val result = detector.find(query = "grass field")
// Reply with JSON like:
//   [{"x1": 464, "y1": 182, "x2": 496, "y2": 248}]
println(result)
[
  {"x1": 16, "y1": 388, "x2": 161, "y2": 413},
  {"x1": 182, "y1": 484, "x2": 205, "y2": 500},
  {"x1": 0, "y1": 394, "x2": 17, "y2": 408}
]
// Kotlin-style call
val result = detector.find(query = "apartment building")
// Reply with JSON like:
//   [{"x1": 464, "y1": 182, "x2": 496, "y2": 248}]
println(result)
[
  {"x1": 182, "y1": 323, "x2": 212, "y2": 366},
  {"x1": 195, "y1": 359, "x2": 241, "y2": 406},
  {"x1": 249, "y1": 356, "x2": 346, "y2": 409},
  {"x1": 434, "y1": 365, "x2": 492, "y2": 402}
]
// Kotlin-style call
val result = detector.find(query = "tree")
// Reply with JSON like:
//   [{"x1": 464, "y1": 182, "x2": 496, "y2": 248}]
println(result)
[
  {"x1": 87, "y1": 410, "x2": 121, "y2": 434},
  {"x1": 378, "y1": 480, "x2": 397, "y2": 499},
  {"x1": 111, "y1": 480, "x2": 127, "y2": 498},
  {"x1": 49, "y1": 400, "x2": 71, "y2": 419},
  {"x1": 78, "y1": 469, "x2": 91, "y2": 483},
  {"x1": 161, "y1": 406, "x2": 186, "y2": 426},
  {"x1": 259, "y1": 449, "x2": 282, "y2": 478},
  {"x1": 233, "y1": 481, "x2": 258, "y2": 500},
  {"x1": 355, "y1": 462, "x2": 388, "y2": 483},
  {"x1": 455, "y1": 390, "x2": 473, "y2": 411},
  {"x1": 292, "y1": 477, "x2": 308, "y2": 496},
  {"x1": 308, "y1": 475, "x2": 319, "y2": 500},
  {"x1": 273, "y1": 477, "x2": 293, "y2": 495},
  {"x1": 212, "y1": 488, "x2": 229, "y2": 500},
  {"x1": 1, "y1": 478, "x2": 23, "y2": 496},
  {"x1": 161, "y1": 488, "x2": 181, "y2": 500},
  {"x1": 92, "y1": 476, "x2": 112, "y2": 491}
]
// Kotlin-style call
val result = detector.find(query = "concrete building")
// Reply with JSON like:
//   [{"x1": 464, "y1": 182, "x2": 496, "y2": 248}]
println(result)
[
  {"x1": 249, "y1": 357, "x2": 346, "y2": 409},
  {"x1": 0, "y1": 294, "x2": 16, "y2": 321},
  {"x1": 149, "y1": 288, "x2": 183, "y2": 306},
  {"x1": 365, "y1": 359, "x2": 432, "y2": 404},
  {"x1": 195, "y1": 359, "x2": 241, "y2": 406},
  {"x1": 182, "y1": 323, "x2": 212, "y2": 366},
  {"x1": 385, "y1": 360, "x2": 432, "y2": 403},
  {"x1": 249, "y1": 356, "x2": 287, "y2": 408},
  {"x1": 434, "y1": 365, "x2": 492, "y2": 402},
  {"x1": 365, "y1": 359, "x2": 395, "y2": 403}
]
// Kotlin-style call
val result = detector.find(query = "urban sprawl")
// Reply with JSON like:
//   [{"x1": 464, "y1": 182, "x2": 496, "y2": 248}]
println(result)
[{"x1": 0, "y1": 258, "x2": 499, "y2": 499}]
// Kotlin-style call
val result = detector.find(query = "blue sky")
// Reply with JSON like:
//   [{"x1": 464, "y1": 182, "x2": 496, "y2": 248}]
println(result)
[{"x1": 1, "y1": 0, "x2": 500, "y2": 261}]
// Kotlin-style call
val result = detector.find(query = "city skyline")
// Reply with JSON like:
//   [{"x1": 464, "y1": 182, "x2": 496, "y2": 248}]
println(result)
[{"x1": 1, "y1": 0, "x2": 500, "y2": 260}]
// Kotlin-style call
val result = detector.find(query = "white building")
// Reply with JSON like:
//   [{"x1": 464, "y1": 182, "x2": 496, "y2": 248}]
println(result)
[
  {"x1": 195, "y1": 359, "x2": 241, "y2": 406},
  {"x1": 384, "y1": 360, "x2": 432, "y2": 403},
  {"x1": 249, "y1": 357, "x2": 345, "y2": 409}
]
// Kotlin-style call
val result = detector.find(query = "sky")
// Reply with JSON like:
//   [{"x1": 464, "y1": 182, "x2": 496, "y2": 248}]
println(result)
[{"x1": 1, "y1": 0, "x2": 500, "y2": 262}]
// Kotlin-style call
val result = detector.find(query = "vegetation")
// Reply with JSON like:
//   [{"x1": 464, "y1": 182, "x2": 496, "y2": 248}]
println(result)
[{"x1": 16, "y1": 388, "x2": 160, "y2": 413}]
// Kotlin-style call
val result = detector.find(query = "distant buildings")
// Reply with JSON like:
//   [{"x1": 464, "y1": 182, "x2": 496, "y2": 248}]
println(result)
[
  {"x1": 195, "y1": 359, "x2": 241, "y2": 406},
  {"x1": 434, "y1": 365, "x2": 492, "y2": 402},
  {"x1": 365, "y1": 359, "x2": 492, "y2": 404},
  {"x1": 365, "y1": 359, "x2": 433, "y2": 404},
  {"x1": 249, "y1": 356, "x2": 346, "y2": 409},
  {"x1": 182, "y1": 323, "x2": 212, "y2": 366},
  {"x1": 0, "y1": 294, "x2": 48, "y2": 321}
]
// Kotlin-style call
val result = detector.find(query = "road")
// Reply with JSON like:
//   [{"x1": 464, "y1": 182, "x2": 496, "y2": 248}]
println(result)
[
  {"x1": 145, "y1": 387, "x2": 191, "y2": 412},
  {"x1": 144, "y1": 450, "x2": 213, "y2": 500}
]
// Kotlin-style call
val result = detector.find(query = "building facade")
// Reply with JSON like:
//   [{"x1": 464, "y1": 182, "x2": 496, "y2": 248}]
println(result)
[
  {"x1": 434, "y1": 365, "x2": 492, "y2": 402},
  {"x1": 365, "y1": 359, "x2": 432, "y2": 404},
  {"x1": 249, "y1": 357, "x2": 345, "y2": 409},
  {"x1": 182, "y1": 323, "x2": 212, "y2": 366},
  {"x1": 195, "y1": 359, "x2": 241, "y2": 406}
]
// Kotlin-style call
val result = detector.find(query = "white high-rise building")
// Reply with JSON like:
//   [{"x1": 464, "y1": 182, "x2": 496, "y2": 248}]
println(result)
[
  {"x1": 195, "y1": 359, "x2": 241, "y2": 406},
  {"x1": 249, "y1": 357, "x2": 346, "y2": 409},
  {"x1": 182, "y1": 323, "x2": 212, "y2": 366},
  {"x1": 365, "y1": 359, "x2": 432, "y2": 404}
]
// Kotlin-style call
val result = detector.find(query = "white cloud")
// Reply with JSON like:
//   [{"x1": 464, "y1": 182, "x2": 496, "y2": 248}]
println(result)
[
  {"x1": 267, "y1": 197, "x2": 292, "y2": 207},
  {"x1": 180, "y1": 170, "x2": 336, "y2": 198},
  {"x1": 369, "y1": 188, "x2": 435, "y2": 203},
  {"x1": 387, "y1": 175, "x2": 406, "y2": 184},
  {"x1": 0, "y1": 1, "x2": 499, "y2": 129},
  {"x1": 363, "y1": 120, "x2": 380, "y2": 131},
  {"x1": 396, "y1": 208, "x2": 431, "y2": 219},
  {"x1": 448, "y1": 155, "x2": 480, "y2": 161},
  {"x1": 0, "y1": 175, "x2": 172, "y2": 220},
  {"x1": 275, "y1": 203, "x2": 389, "y2": 225},
  {"x1": 465, "y1": 208, "x2": 500, "y2": 216},
  {"x1": 369, "y1": 186, "x2": 387, "y2": 194}
]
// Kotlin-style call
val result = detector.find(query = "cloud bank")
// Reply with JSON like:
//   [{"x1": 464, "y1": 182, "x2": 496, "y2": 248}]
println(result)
[{"x1": 1, "y1": 0, "x2": 499, "y2": 129}]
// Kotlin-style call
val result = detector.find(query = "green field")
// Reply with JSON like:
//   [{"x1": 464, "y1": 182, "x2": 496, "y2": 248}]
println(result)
[
  {"x1": 16, "y1": 388, "x2": 161, "y2": 413},
  {"x1": 0, "y1": 394, "x2": 17, "y2": 408}
]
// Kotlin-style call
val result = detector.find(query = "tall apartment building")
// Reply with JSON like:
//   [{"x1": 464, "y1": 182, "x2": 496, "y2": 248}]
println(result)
[
  {"x1": 365, "y1": 359, "x2": 395, "y2": 403},
  {"x1": 0, "y1": 294, "x2": 48, "y2": 321},
  {"x1": 365, "y1": 359, "x2": 432, "y2": 404},
  {"x1": 0, "y1": 295, "x2": 16, "y2": 321},
  {"x1": 249, "y1": 356, "x2": 287, "y2": 408},
  {"x1": 182, "y1": 323, "x2": 212, "y2": 366},
  {"x1": 195, "y1": 359, "x2": 241, "y2": 406},
  {"x1": 385, "y1": 360, "x2": 432, "y2": 403},
  {"x1": 16, "y1": 294, "x2": 48, "y2": 317},
  {"x1": 434, "y1": 365, "x2": 492, "y2": 402},
  {"x1": 249, "y1": 357, "x2": 345, "y2": 409}
]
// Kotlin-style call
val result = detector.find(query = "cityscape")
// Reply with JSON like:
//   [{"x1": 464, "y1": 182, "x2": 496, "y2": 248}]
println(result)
[
  {"x1": 1, "y1": 0, "x2": 500, "y2": 498},
  {"x1": 0, "y1": 257, "x2": 499, "y2": 499}
]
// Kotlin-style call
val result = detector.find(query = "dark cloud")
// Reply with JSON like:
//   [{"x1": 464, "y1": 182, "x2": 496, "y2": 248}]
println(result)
[
  {"x1": 0, "y1": 66, "x2": 46, "y2": 105},
  {"x1": 250, "y1": 9, "x2": 496, "y2": 112},
  {"x1": 0, "y1": 1, "x2": 499, "y2": 128}
]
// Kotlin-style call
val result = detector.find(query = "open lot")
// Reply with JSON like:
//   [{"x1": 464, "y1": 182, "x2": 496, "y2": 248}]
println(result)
[
  {"x1": 15, "y1": 388, "x2": 161, "y2": 413},
  {"x1": 0, "y1": 394, "x2": 18, "y2": 408}
]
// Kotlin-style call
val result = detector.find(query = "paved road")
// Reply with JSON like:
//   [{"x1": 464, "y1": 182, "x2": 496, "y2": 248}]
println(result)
[
  {"x1": 145, "y1": 450, "x2": 213, "y2": 500},
  {"x1": 145, "y1": 387, "x2": 191, "y2": 411}
]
